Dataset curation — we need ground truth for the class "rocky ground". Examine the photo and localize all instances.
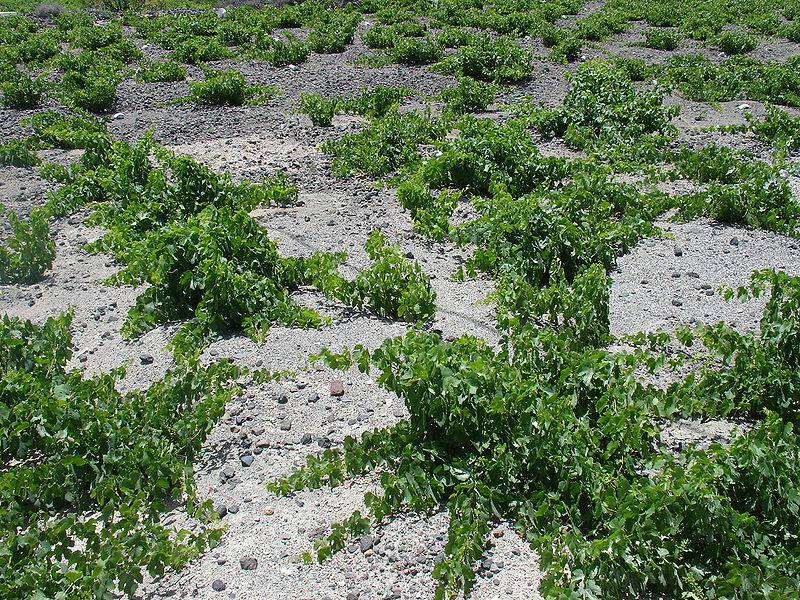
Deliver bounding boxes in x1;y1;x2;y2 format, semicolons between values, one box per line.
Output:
2;6;800;600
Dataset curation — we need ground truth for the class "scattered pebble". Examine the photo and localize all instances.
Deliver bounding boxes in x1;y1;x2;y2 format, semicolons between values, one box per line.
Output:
330;379;345;396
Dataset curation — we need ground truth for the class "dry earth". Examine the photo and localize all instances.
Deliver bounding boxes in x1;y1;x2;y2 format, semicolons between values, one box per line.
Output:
2;7;800;600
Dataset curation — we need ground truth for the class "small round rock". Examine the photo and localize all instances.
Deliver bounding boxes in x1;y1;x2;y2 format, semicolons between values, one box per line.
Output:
240;556;258;570
211;579;226;591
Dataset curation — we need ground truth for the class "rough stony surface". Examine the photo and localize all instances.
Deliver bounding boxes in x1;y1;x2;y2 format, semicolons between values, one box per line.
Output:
2;6;800;600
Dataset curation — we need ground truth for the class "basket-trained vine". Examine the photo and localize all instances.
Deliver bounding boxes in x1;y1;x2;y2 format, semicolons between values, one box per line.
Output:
37;130;435;354
270;268;800;600
0;205;55;284
0;311;240;599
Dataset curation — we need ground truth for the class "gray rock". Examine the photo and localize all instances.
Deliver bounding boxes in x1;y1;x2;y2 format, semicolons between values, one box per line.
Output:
671;299;683;307
301;433;312;444
239;556;258;570
215;504;228;518
276;389;289;404
228;504;239;514
221;466;235;480
359;534;375;552
280;419;292;431
674;246;683;257
139;353;154;365
211;579;226;591
241;454;254;467
730;236;740;246
308;393;320;403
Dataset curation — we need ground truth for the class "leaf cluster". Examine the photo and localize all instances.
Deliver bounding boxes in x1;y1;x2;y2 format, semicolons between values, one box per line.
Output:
299;85;412;126
0;205;54;284
0;311;238;598
272;268;800;600
184;67;278;106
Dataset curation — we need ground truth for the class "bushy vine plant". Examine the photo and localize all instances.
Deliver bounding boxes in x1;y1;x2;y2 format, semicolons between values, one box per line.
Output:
0;312;239;598
269;269;800;600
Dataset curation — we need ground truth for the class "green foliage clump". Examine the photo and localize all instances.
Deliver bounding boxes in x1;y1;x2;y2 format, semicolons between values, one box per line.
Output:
549;36;583;63
169;37;230;64
671;269;800;419
0;311;237;598
396;179;458;240
517;60;678;159
15;30;61;63
270;266;800;600
669;144;758;183
453;173;664;286
27;110;106;149
186;68;278;106
110;206;331;348
363;24;400;49
341;85;412;118
784;21;800;42
612;56;652;81
0;205;54;284
746;104;800;153
434;35;532;83
434;26;476;48
363;21;427;50
322;230;436;324
321;108;446;177
642;27;680;50
574;9;628;41
716;30;758;54
656;54;800;106
418;117;567;197
390;37;443;65
136;59;187;83
299;92;338;126
307;10;360;53
300;86;413;126
58;52;123;113
74;23;124;51
248;34;309;67
439;78;500;116
676;170;799;235
1;72;46;109
0;138;40;167
44;134;331;350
